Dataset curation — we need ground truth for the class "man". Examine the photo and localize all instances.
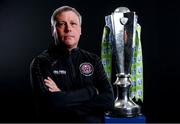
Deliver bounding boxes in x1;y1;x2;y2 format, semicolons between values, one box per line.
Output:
30;6;114;123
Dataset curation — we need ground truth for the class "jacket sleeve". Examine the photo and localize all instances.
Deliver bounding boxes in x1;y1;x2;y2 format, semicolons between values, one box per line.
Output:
30;56;98;110
75;56;115;114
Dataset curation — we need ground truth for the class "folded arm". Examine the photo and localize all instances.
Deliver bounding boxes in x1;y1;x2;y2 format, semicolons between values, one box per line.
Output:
30;57;98;110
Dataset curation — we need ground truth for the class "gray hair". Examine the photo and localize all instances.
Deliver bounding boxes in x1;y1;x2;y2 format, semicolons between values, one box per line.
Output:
51;6;82;26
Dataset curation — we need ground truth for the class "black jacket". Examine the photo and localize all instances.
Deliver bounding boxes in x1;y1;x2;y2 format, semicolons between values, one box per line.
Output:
30;43;114;123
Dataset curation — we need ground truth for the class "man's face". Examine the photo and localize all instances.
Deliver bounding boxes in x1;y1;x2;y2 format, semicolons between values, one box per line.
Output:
55;11;81;50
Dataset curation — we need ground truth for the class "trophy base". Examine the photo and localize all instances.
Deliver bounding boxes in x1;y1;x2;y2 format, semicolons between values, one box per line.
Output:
106;105;141;118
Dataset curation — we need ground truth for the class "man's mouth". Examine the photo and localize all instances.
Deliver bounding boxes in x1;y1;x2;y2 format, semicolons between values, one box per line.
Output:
65;35;74;38
64;35;74;40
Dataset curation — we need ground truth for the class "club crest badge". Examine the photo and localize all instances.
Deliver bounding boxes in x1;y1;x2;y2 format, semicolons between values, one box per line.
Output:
79;62;94;76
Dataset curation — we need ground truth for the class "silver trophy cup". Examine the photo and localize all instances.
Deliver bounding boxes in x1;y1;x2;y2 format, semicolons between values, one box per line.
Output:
106;7;141;117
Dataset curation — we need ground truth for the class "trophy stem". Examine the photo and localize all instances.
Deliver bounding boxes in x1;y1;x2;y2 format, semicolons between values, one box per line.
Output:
107;73;141;117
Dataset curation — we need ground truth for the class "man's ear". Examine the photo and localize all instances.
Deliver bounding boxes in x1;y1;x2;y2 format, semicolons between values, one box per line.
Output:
80;27;82;35
51;24;59;45
51;25;56;37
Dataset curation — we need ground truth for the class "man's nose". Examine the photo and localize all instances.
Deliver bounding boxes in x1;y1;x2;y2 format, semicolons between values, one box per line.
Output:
65;23;72;32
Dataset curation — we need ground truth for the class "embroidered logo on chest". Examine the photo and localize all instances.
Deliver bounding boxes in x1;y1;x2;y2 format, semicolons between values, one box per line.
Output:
79;62;94;76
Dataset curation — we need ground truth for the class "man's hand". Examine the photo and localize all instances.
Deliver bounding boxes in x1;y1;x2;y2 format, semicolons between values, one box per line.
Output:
44;77;61;92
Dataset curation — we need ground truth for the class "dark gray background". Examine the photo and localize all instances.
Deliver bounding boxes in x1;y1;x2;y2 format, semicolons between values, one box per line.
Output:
0;0;179;122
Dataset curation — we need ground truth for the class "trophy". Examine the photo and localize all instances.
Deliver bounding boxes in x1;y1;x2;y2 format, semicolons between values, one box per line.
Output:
105;7;141;117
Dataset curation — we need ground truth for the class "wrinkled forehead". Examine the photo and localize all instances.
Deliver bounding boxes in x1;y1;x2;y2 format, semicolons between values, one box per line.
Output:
56;11;78;18
55;10;80;22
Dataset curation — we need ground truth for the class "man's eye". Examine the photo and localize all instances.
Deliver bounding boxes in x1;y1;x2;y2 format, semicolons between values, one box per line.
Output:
57;22;65;27
71;22;77;25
